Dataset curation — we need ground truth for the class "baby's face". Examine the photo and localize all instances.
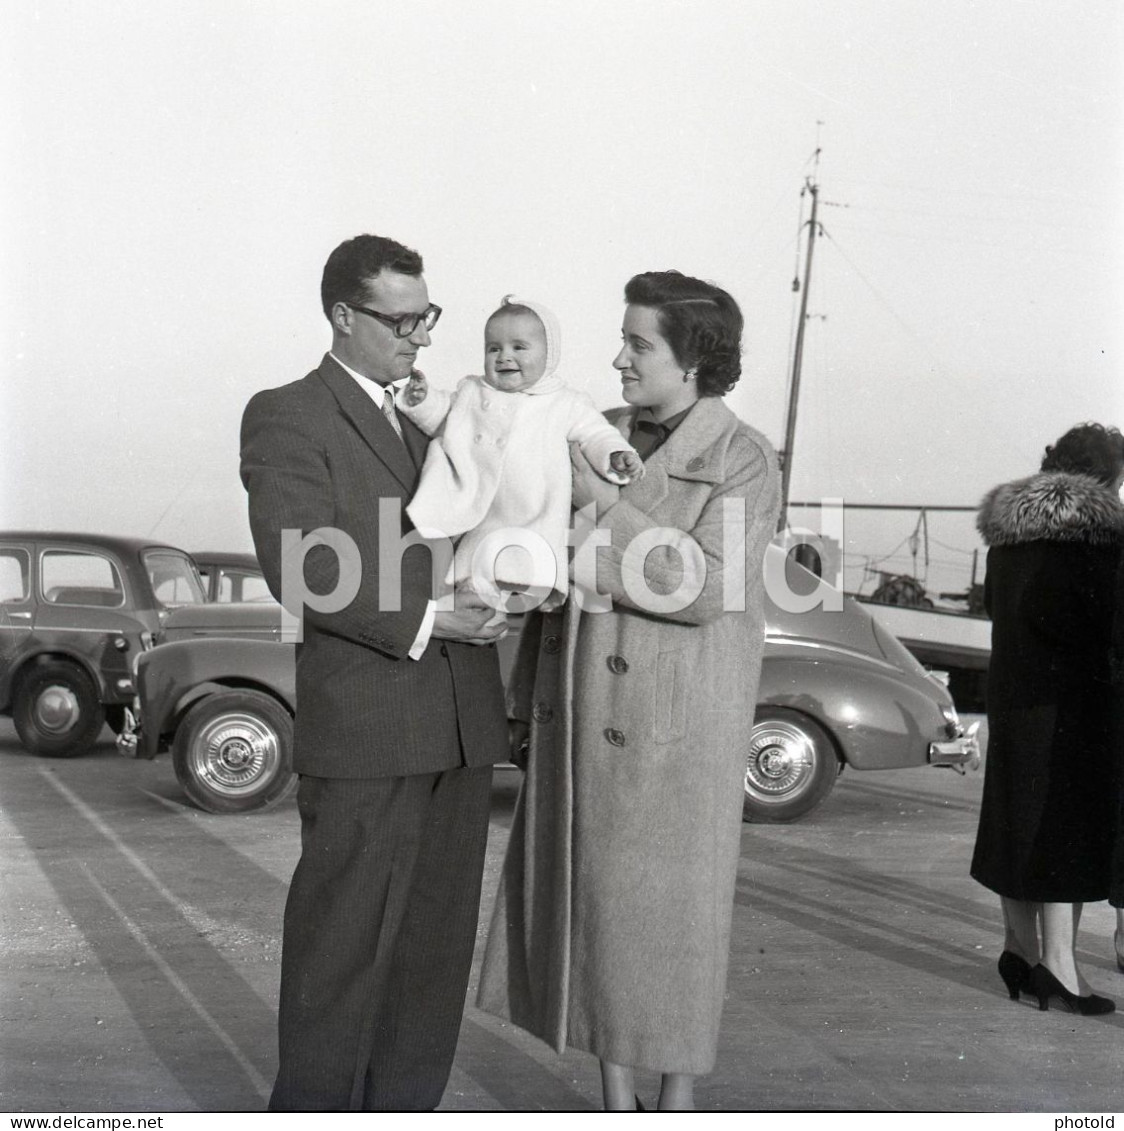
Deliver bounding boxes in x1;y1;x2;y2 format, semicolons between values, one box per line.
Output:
483;311;547;392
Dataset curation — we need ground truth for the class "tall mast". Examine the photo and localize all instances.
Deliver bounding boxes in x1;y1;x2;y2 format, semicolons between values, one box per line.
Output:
778;158;821;531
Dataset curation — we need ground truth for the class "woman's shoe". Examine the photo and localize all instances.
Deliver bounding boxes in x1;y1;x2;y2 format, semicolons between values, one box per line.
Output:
1030;964;1116;1015
997;950;1033;1000
1114;930;1124;974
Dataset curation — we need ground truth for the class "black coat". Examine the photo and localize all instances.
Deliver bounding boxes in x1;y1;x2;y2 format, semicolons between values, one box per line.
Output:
970;471;1124;902
1111;553;1124;907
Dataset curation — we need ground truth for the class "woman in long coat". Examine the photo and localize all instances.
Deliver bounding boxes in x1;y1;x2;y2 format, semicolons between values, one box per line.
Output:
1110;543;1124;963
477;271;780;1110
970;422;1124;1014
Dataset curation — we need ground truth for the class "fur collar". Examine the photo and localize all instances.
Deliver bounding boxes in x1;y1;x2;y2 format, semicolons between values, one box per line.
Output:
977;470;1124;547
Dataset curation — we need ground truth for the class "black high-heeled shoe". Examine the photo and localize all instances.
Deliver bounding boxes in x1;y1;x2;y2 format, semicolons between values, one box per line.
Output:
1030;964;1116;1015
997;950;1033;1000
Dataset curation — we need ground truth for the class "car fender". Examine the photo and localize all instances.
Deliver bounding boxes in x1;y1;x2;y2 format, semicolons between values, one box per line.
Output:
3;638;127;709
757;646;953;772
135;637;295;758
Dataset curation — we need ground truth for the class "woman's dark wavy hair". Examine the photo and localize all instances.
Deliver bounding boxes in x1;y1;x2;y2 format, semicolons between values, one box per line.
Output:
321;234;423;319
623;270;743;396
1040;422;1124;487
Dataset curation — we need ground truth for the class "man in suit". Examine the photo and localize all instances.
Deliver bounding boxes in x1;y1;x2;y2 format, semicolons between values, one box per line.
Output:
240;234;509;1111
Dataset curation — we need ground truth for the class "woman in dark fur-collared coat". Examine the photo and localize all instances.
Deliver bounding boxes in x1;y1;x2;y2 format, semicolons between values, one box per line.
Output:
1110;548;1124;966
970;422;1124;1016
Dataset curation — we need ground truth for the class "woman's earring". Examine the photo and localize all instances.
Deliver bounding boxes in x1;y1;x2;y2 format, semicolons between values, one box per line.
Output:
683;369;697;383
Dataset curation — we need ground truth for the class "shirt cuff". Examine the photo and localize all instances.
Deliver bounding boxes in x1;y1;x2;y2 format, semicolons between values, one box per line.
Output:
408;599;437;660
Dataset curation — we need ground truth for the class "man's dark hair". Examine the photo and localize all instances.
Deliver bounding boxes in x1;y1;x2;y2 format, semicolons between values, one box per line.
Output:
1041;422;1124;487
623;270;743;396
321;235;424;319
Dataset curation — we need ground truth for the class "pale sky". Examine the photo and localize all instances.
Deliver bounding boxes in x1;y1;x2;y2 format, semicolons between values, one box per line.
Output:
2;0;1121;596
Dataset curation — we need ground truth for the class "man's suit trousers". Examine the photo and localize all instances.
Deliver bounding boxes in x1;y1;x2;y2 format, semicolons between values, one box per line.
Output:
268;765;493;1111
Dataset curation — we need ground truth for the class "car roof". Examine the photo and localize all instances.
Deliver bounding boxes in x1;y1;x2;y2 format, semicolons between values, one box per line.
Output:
191;551;261;570
0;531;191;555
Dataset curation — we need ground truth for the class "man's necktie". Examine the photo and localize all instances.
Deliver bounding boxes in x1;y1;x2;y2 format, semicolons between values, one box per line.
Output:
382;386;404;441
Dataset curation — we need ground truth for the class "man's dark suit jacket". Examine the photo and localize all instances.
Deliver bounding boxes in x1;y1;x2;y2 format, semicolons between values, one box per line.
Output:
240;353;508;777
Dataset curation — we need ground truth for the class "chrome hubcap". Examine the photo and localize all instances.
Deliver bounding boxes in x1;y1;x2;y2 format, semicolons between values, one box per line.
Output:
745;721;816;800
34;684;82;735
190;711;280;796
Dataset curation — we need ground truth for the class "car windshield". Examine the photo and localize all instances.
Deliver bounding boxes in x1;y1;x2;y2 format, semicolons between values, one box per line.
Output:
143;550;207;607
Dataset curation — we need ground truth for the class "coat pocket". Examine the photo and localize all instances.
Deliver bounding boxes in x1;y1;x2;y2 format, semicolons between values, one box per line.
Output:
654;648;687;744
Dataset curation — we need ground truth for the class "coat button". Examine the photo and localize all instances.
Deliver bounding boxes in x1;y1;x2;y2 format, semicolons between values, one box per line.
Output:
440;644;449;657
604;728;626;747
532;702;553;723
543;634;562;654
686;456;705;472
606;654;629;674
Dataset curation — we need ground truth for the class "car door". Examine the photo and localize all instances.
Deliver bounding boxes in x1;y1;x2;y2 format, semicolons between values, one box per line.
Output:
0;542;34;708
31;543;145;702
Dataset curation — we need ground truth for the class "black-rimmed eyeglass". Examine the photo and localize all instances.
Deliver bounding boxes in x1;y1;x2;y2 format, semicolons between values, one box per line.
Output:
345;302;442;338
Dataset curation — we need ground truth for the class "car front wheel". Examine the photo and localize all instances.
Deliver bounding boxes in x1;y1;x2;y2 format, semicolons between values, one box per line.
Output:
13;659;106;757
742;708;840;823
172;690;297;814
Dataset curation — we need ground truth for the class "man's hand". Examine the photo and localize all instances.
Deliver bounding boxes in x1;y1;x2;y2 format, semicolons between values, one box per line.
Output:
402;368;428;407
431;585;508;645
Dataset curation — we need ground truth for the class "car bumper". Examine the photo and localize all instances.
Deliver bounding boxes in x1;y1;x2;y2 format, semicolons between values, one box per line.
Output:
928;720;981;773
115;703;152;760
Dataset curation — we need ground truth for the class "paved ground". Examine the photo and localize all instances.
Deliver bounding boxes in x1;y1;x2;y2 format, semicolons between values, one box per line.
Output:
1;715;1122;1114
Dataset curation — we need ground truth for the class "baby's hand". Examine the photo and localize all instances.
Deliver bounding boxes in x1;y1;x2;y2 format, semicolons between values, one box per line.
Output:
402;368;428;406
609;449;645;482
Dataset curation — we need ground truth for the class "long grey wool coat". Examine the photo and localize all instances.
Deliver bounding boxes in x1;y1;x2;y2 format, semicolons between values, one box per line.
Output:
477;396;780;1075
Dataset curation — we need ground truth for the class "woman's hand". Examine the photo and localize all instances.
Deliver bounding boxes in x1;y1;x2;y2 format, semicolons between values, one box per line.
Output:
570;442;620;516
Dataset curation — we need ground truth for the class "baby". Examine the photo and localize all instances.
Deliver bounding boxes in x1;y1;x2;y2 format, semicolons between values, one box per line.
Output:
399;294;643;612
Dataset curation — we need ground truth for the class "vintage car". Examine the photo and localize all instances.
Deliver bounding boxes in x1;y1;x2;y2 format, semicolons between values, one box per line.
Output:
0;532;290;759
0;531;209;757
117;545;979;820
192;552;272;603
